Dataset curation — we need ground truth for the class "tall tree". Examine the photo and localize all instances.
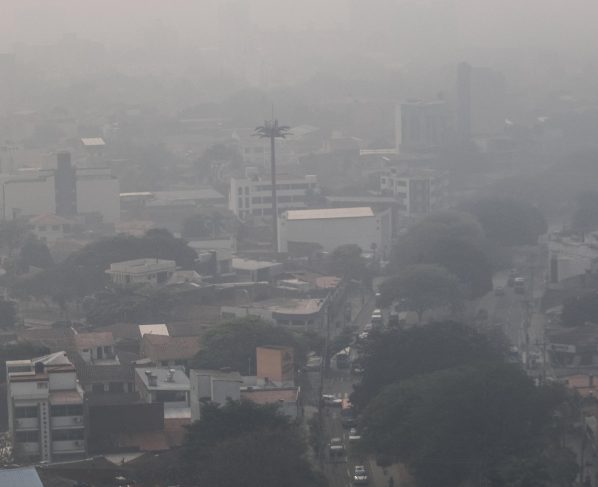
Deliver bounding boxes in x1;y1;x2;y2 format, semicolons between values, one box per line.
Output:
255;120;290;252
327;244;369;282
379;264;463;323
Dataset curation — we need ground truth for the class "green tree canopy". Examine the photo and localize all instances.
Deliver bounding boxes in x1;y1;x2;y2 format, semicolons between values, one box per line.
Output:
327;244;369;282
462;197;547;246
18;237;54;271
572;190;598;235
192;317;308;375
391;211;493;297
361;364;570;487
351;322;502;409
0;299;17;329
379;264;463;322
181;207;237;240
561;291;598;327
180;400;325;487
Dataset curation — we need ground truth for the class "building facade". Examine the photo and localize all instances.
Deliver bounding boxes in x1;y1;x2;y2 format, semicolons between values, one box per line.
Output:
229;174;318;220
106;258;177;286
6;352;86;462
396;100;448;155
380;168;448;217
277;207;392;258
189;369;243;422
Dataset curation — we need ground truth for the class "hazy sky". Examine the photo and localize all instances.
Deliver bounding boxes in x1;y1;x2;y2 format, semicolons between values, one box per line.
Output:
1;0;597;53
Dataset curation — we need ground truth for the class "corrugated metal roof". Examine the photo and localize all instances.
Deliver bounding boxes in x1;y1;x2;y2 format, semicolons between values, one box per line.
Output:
81;137;105;146
0;467;44;487
286;207;374;221
139;324;169;337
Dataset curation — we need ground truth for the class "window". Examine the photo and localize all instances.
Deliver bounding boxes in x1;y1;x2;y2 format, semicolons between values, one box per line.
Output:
278;196;292;203
262;196;272;204
156;390;187;403
37;382;48;389
50;405;83;416
52;225;60;231
252;197;261;204
398;181;407;187
52;429;84;441
237;187;243;195
238;198;243;209
15;406;38;418
16;430;38;442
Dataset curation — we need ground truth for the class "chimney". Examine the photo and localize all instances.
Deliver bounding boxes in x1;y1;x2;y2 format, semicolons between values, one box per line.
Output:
145;370;157;387
167;368;176;382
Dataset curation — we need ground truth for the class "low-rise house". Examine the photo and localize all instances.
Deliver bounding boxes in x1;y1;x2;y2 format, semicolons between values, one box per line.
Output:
106;258;177;286
232;257;284;282
189;369;243;421
135;368;190;417
29;213;74;243
140;334;202;369
6;352;86;462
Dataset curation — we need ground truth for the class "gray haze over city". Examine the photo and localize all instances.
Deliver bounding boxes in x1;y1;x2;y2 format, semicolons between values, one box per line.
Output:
3;1;598;487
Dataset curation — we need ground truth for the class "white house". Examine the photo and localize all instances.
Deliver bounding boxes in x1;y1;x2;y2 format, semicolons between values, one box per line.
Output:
106;258;177;286
189;369;243;421
6;352;86;462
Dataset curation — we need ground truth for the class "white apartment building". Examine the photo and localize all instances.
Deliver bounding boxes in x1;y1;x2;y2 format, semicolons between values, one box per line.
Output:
229;174;318;220
106;258;177;286
6;352;86;462
190;369;243;422
380;167;448;217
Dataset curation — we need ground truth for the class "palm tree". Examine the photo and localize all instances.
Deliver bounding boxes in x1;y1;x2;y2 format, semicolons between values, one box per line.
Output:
254;120;291;252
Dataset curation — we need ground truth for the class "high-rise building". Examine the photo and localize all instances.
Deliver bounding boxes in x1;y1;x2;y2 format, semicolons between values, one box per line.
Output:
396;100;449;155
456;62;507;139
6;352;86;462
55;151;77;218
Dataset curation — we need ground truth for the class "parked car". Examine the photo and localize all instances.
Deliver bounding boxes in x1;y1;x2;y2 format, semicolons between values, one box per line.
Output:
353;465;368;484
322;394;343;407
349;428;361;442
371;309;383;325
329;437;345;456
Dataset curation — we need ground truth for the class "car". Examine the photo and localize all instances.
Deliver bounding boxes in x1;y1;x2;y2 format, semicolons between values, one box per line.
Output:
358;331;369;341
371;309;383;325
322;394;343;407
329;437;345;456
494;286;505;296
353;465;368;484
349;428;361;442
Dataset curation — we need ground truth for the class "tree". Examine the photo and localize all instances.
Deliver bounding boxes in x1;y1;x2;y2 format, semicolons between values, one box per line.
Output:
351;321;502;410
180;400;325;487
0;220;30;256
572;191;598;236
181;207;236;240
18;237;54;271
392;211;494;297
361;363;569;487
255;120;291;252
192;317;307;375
462;197;547;246
0;299;17;329
379;264;463;323
328;244;369;282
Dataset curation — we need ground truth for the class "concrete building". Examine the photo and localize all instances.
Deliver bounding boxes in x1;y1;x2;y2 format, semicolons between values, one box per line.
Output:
277;207;392;258
229;173;318;220
106;258;177;286
29;213;74;243
0;152;120;223
380;167;448;217
241;387;301;419
135;368;190;413
396;100;448;155
6;352;86;462
189;369;243;421
141;334;202;369
256;346;294;387
221;297;328;333
232;257;284;282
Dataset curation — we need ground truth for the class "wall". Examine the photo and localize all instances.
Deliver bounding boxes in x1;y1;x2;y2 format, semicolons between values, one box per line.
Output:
48;371;77;391
2;175;56;219
211;378;241;405
278;215;384;253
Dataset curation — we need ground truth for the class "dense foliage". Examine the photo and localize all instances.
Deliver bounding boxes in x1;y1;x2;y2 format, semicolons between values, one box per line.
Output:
327;244;370;283
180;400;326;487
378;264;463;322
462;197;547;246
561;291;598;327
392;211;493;297
192;317;309;375
18;237;54;271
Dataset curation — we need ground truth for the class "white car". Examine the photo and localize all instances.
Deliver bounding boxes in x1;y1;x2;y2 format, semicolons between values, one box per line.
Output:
353;465;368;484
349;428;361;442
329;437;345;456
322;394;343;407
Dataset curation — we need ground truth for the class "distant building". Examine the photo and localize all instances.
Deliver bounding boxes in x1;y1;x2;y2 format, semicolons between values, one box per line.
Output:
189;369;243;421
0;151;120;222
141;334;202;369
396;100;448;155
241;387;301;419
277;207;392;257
106;258;177;286
29;213;74;243
380;167;448;217
6;352;86;462
229;173;318;220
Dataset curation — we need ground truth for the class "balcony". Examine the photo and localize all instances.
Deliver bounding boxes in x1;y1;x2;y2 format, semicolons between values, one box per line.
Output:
14;418;39;430
51;416;84;428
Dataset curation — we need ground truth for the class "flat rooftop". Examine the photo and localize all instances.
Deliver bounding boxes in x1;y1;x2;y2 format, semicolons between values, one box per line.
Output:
286;207;374;221
136;367;190;391
107;258;176;274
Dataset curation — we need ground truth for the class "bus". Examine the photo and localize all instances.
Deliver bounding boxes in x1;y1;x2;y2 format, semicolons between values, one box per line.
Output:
341;396;357;427
514;277;526;295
